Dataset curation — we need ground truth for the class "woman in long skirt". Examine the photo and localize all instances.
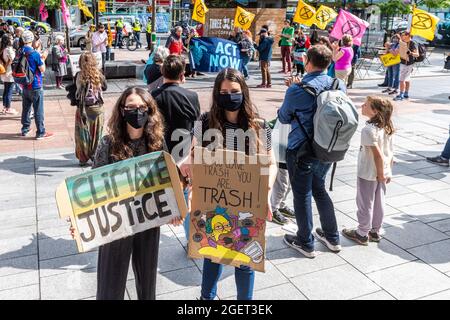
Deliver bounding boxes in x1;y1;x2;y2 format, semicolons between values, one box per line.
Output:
74;52;107;166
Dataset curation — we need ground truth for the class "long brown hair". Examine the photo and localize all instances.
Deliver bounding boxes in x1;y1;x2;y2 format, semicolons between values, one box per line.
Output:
208;68;265;153
79;52;104;90
107;87;164;161
366;96;395;136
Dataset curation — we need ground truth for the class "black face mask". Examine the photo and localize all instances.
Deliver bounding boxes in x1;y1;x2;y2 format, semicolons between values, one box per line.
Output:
217;93;243;112
123;109;149;129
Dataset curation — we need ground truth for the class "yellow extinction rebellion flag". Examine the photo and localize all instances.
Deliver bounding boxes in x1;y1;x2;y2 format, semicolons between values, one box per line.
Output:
293;0;316;27
313;5;337;30
410;7;439;41
192;0;208;24
78;0;93;19
234;6;255;30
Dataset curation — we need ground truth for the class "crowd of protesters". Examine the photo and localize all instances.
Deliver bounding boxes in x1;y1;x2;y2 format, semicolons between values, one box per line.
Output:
1;16;448;302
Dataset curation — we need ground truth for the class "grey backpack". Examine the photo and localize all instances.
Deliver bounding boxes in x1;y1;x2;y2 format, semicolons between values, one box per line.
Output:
295;79;359;189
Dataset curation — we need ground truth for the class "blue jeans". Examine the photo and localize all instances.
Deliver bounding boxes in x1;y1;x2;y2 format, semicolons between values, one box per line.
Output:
286;149;339;250
3;82;13;108
442;136;450;159
134;31;142;47
183;188;190;237
21;88;45;136
241;54;250;78
201;258;254;300
115;30;123;48
387;64;400;89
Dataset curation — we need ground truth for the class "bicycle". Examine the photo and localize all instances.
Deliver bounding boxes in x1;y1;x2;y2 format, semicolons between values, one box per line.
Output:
126;31;137;51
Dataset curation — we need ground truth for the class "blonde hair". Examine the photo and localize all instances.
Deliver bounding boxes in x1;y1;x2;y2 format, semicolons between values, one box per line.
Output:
366;96;395;136
78;52;104;89
342;34;353;47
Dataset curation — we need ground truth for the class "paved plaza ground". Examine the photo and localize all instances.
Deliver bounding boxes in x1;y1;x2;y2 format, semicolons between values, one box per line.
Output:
0;57;450;300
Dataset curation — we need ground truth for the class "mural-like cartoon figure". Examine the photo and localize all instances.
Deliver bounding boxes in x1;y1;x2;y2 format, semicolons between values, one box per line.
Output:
192;206;265;264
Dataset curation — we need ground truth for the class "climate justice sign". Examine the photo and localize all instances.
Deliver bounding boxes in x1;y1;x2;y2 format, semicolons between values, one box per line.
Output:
56;151;187;252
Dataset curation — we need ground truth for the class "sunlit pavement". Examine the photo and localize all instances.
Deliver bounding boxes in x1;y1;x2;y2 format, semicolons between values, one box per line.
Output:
0;59;450;300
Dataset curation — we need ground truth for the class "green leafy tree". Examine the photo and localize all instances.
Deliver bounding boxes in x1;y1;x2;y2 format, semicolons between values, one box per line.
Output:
0;0;76;10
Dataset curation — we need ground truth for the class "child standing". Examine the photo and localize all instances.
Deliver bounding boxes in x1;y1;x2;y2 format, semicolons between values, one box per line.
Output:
343;96;394;245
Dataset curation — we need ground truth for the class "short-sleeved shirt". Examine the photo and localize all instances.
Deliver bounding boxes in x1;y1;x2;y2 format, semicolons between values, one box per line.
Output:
401;41;417;66
1;46;15;83
22;46;43;90
194;112;272;154
92;31;107;53
280;27;294;46
357;123;394;181
334;46;354;71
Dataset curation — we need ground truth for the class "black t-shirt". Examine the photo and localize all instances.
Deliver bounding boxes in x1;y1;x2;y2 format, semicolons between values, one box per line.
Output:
194;112;272;155
401;41;417;66
151;83;201;155
144;63;162;85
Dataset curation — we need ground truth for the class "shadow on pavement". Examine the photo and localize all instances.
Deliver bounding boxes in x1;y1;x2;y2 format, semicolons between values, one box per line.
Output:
0;154;79;176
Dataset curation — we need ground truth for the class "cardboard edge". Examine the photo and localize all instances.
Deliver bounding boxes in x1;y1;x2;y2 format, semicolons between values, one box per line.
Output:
188;147;269;272
55;181;84;253
163;152;188;219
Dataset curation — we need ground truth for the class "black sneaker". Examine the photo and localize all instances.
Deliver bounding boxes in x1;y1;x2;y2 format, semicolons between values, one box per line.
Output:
381;88;391;93
283;234;317;258
272;210;288;225
426;156;449;167
342;228;369;246
389;89;399;95
279;206;296;218
377;82;388;87
369;231;382;243
313;228;342;252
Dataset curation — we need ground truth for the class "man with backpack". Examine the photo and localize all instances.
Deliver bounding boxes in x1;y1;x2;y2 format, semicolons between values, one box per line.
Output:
278;45;357;258
393;31;419;101
16;30;53;140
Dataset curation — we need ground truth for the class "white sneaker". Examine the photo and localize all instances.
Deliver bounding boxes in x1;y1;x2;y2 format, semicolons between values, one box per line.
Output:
314;228;342;253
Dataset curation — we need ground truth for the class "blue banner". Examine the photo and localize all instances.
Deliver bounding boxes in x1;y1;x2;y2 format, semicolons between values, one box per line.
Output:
189;37;242;73
156;13;170;33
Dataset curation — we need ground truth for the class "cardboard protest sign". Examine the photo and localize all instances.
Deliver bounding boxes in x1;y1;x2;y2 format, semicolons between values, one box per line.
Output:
56;151;187;252
399;41;409;61
380;53;401;67
188;147;270;272
69;52;102;74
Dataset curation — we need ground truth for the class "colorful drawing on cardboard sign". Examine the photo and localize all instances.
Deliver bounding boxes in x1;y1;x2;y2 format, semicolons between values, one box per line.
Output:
191;206;265;265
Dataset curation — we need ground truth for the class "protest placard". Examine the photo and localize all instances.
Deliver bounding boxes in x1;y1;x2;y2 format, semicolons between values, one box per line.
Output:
69;51;102;74
399;41;409;61
380;53;401;67
188;147;270;272
56;151;187;252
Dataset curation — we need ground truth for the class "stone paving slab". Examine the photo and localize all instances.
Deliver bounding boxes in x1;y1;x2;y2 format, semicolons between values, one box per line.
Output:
1;74;450;300
367;261;450;300
383;221;449;249
290;264;380;300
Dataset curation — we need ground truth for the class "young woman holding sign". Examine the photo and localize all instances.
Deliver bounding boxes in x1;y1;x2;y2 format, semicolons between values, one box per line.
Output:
71;86;180;300
180;68;276;300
